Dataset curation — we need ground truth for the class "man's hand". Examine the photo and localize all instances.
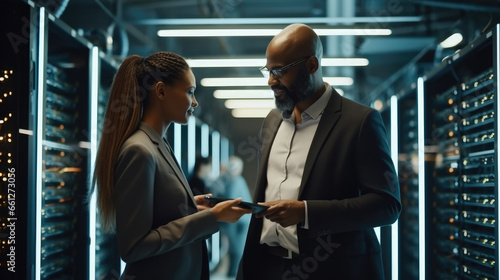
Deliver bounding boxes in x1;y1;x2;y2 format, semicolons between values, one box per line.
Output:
256;200;305;228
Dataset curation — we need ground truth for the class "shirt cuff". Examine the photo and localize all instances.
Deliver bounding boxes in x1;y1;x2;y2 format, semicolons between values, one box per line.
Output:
303;200;309;229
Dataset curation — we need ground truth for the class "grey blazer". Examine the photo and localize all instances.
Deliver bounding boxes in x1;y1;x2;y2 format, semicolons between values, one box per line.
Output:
114;122;218;280
239;89;402;280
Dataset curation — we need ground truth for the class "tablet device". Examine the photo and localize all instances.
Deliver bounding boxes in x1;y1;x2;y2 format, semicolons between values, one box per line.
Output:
204;196;269;214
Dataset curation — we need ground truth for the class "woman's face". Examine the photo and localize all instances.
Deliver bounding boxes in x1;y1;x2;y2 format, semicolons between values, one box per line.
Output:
163;68;198;125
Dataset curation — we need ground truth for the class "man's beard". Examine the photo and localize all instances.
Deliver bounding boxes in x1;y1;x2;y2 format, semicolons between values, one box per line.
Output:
272;66;314;117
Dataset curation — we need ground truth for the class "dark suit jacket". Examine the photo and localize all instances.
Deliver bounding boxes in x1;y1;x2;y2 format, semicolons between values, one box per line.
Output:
114;122;219;280
239;89;401;280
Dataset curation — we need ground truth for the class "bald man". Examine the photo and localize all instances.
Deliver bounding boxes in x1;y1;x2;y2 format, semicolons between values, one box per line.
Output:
237;24;401;280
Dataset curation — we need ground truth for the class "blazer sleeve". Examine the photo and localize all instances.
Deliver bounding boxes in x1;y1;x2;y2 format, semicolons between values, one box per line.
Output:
307;109;402;234
114;143;219;263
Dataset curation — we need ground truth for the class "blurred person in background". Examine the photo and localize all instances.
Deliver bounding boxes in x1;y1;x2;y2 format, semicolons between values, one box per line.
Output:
213;156;252;278
189;155;213;195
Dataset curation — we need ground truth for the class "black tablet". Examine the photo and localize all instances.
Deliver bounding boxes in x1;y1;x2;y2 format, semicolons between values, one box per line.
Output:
204;196;269;214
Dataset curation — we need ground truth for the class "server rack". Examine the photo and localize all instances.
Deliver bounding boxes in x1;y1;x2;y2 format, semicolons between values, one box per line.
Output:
2;2;238;279
377;86;422;280
379;105;394;280
424;26;499;279
0;1;122;279
0;1;33;278
37;8;89;280
367;56;432;279
398;89;420;280
91;52;120;280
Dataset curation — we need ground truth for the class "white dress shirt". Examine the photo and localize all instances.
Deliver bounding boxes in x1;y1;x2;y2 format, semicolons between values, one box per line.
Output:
260;84;332;254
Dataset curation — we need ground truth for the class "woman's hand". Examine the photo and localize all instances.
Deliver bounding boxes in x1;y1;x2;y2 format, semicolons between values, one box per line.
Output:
211;198;253;223
194;194;212;211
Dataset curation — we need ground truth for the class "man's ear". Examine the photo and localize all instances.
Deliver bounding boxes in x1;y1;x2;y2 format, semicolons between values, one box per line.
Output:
307;56;319;74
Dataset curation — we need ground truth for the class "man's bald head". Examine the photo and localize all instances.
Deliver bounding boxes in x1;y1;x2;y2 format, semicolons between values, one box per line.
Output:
267;24;323;64
263;24;327;116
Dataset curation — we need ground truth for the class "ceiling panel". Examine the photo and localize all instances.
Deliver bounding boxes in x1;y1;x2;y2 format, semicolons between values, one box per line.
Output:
57;0;497;142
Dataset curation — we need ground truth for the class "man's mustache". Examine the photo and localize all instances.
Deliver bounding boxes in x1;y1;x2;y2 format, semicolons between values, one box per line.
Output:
271;85;287;92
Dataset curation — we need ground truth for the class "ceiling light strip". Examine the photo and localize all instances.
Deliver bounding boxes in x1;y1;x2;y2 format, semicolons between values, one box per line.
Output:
201;77;353;87
158;28;391;37
224;99;275;109
214;89;273;99
231;108;272;118
137;16;423;25
215;88;344;99
187;58;369;67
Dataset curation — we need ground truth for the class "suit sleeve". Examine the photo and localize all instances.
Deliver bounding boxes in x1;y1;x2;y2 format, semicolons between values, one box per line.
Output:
307;109;401;234
114;143;219;263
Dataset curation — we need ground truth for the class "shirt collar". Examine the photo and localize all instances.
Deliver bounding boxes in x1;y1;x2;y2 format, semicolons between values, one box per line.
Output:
282;82;332;122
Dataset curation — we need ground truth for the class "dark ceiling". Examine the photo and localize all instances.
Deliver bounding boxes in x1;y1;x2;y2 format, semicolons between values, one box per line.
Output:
53;0;499;147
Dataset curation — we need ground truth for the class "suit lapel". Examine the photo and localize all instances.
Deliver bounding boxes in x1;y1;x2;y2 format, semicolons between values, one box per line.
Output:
254;109;282;202
160;138;197;206
138;123;197;207
298;88;343;197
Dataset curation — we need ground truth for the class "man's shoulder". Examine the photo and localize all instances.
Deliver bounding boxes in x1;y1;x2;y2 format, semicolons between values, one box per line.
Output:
337;95;373;114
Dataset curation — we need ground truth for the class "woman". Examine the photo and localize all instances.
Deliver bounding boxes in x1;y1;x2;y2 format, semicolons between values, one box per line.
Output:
92;51;251;279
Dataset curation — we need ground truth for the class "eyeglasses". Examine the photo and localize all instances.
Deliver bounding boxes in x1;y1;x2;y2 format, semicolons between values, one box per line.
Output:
259;57;310;79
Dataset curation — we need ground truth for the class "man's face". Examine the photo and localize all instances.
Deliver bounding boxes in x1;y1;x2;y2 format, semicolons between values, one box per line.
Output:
271;65;314;115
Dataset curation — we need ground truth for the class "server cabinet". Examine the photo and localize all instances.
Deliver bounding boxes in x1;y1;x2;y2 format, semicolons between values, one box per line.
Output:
0;1;33;278
424;25;499;279
379;88;421;280
91;52;120;280
1;2;121;279
369;61;431;280
41;16;92;280
398;89;420;280
379;105;394;280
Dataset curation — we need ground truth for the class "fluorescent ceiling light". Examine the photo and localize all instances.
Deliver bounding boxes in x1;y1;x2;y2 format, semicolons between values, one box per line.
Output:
187;58;368;67
316;29;391;36
138;16;423;26
158;28;391;37
324;77;354;86
232;108;272;118
202;78;265;87
188;59;266;68
215;88;344;99
439;33;463;48
214;89;273;99
225;99;275;109
323;58;368;66
201;77;353;87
